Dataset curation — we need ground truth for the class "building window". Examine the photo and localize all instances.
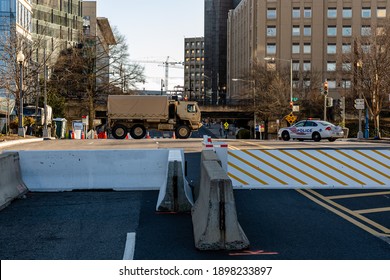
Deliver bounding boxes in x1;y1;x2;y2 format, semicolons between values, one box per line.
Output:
303;25;311;36
377;8;386;18
267;26;276;37
304;8;312;18
327;62;336;72
327;26;337;36
328;8;337;18
343;8;352;18
342;26;352;36
267;8;276;19
292;61;300;71
292;7;300;18
327;44;337;54
342;43;351;53
342;62;351;71
362;8;371;18
361;26;371;36
303;61;311;71
303;79;311;88
292;43;300;54
341;80;352;88
376;26;384;36
362;44;371;53
292;25;300;36
267;43;276;55
303;43;311;54
328;80;336;89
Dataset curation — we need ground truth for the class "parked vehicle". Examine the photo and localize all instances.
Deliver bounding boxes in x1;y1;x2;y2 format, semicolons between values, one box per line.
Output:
278;120;344;142
107;95;202;139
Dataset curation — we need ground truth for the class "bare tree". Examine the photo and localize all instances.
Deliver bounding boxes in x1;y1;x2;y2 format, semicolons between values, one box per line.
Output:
50;27;145;128
0;21;58;134
346;21;390;138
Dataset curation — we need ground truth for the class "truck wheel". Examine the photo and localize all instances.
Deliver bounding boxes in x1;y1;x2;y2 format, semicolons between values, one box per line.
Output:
175;125;191;139
130;124;147;139
112;124;128;139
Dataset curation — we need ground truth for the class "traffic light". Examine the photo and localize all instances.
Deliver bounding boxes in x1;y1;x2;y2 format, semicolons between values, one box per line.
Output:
323;80;328;95
289;101;293;108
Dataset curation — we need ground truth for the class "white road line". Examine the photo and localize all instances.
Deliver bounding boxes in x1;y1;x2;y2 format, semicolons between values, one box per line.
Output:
123;232;136;260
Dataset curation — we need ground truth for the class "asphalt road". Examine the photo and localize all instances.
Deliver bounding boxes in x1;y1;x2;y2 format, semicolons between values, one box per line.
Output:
0;137;389;260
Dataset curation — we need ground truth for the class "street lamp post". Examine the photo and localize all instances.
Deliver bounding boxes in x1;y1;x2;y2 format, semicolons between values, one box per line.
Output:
356;60;363;139
43;48;51;138
232;78;256;139
264;57;293;110
17;51;25;138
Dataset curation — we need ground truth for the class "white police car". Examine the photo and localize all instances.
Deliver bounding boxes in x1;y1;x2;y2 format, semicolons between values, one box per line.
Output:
278;120;344;142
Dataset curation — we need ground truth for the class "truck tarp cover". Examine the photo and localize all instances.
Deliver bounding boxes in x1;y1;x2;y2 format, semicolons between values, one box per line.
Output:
108;95;169;119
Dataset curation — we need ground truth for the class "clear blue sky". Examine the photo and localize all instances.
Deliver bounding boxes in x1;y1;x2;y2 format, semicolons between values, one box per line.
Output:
96;0;204;91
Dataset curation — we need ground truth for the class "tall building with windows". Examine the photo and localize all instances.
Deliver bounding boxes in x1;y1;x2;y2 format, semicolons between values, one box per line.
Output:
227;0;390;102
204;0;242;105
184;37;205;103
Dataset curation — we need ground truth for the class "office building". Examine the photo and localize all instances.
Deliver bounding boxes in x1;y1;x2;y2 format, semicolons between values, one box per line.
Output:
184;37;205;103
227;0;390;102
204;0;242;105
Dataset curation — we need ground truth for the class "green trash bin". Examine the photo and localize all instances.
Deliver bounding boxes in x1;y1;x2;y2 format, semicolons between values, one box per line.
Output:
53;118;67;139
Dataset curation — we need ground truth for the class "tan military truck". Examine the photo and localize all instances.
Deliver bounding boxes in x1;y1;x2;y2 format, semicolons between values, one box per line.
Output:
107;95;202;139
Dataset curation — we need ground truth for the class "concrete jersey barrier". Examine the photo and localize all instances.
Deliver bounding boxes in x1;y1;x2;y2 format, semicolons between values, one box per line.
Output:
192;150;249;250
0;152;28;210
16;150;170;191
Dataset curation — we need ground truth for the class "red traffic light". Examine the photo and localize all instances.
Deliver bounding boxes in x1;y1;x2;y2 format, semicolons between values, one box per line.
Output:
289;101;293;108
323;80;328;94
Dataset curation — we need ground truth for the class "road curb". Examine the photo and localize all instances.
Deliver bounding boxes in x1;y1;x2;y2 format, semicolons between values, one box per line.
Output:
0;138;43;149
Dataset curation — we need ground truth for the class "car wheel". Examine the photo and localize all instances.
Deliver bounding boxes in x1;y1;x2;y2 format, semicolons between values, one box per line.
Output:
312;132;321;142
328;138;336;142
112;124;127;139
281;130;290;141
130;124;147;139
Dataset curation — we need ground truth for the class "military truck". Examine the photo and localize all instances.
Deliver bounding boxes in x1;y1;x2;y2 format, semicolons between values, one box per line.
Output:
107;95;202;139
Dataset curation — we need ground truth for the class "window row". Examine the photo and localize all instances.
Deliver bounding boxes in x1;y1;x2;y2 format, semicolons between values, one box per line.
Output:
267;7;387;19
290;79;352;90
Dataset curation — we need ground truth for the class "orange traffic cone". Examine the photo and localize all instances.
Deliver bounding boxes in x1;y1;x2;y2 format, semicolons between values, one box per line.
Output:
172;132;176;139
71;131;75;139
94;131;98;139
103;131;107;139
126;133;130;140
146;131;151;139
81;131;85;139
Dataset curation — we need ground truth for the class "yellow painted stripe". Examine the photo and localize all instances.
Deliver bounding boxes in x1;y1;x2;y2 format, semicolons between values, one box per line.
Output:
372;150;390;160
228;172;248;185
317;150;384;185
242;150;308;185
260;150;327;185
279;150;348;186
229;151;288;185
228;161;269;185
337;150;390;180
326;191;390;200
354;150;390;170
296;189;386;236
355;207;390;214
300;150;366;185
306;189;390;234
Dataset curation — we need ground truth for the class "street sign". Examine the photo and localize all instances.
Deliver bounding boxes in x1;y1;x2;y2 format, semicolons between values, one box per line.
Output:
292;105;300;112
354;99;365;109
285;113;297;124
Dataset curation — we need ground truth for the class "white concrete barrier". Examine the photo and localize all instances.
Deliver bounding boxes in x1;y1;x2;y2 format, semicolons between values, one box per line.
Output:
228;149;390;189
156;149;193;212
192;150;249;250
0;152;28;210
17;150;170;191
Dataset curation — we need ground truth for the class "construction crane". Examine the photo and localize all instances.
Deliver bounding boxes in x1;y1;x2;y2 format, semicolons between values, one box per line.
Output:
130;56;184;92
